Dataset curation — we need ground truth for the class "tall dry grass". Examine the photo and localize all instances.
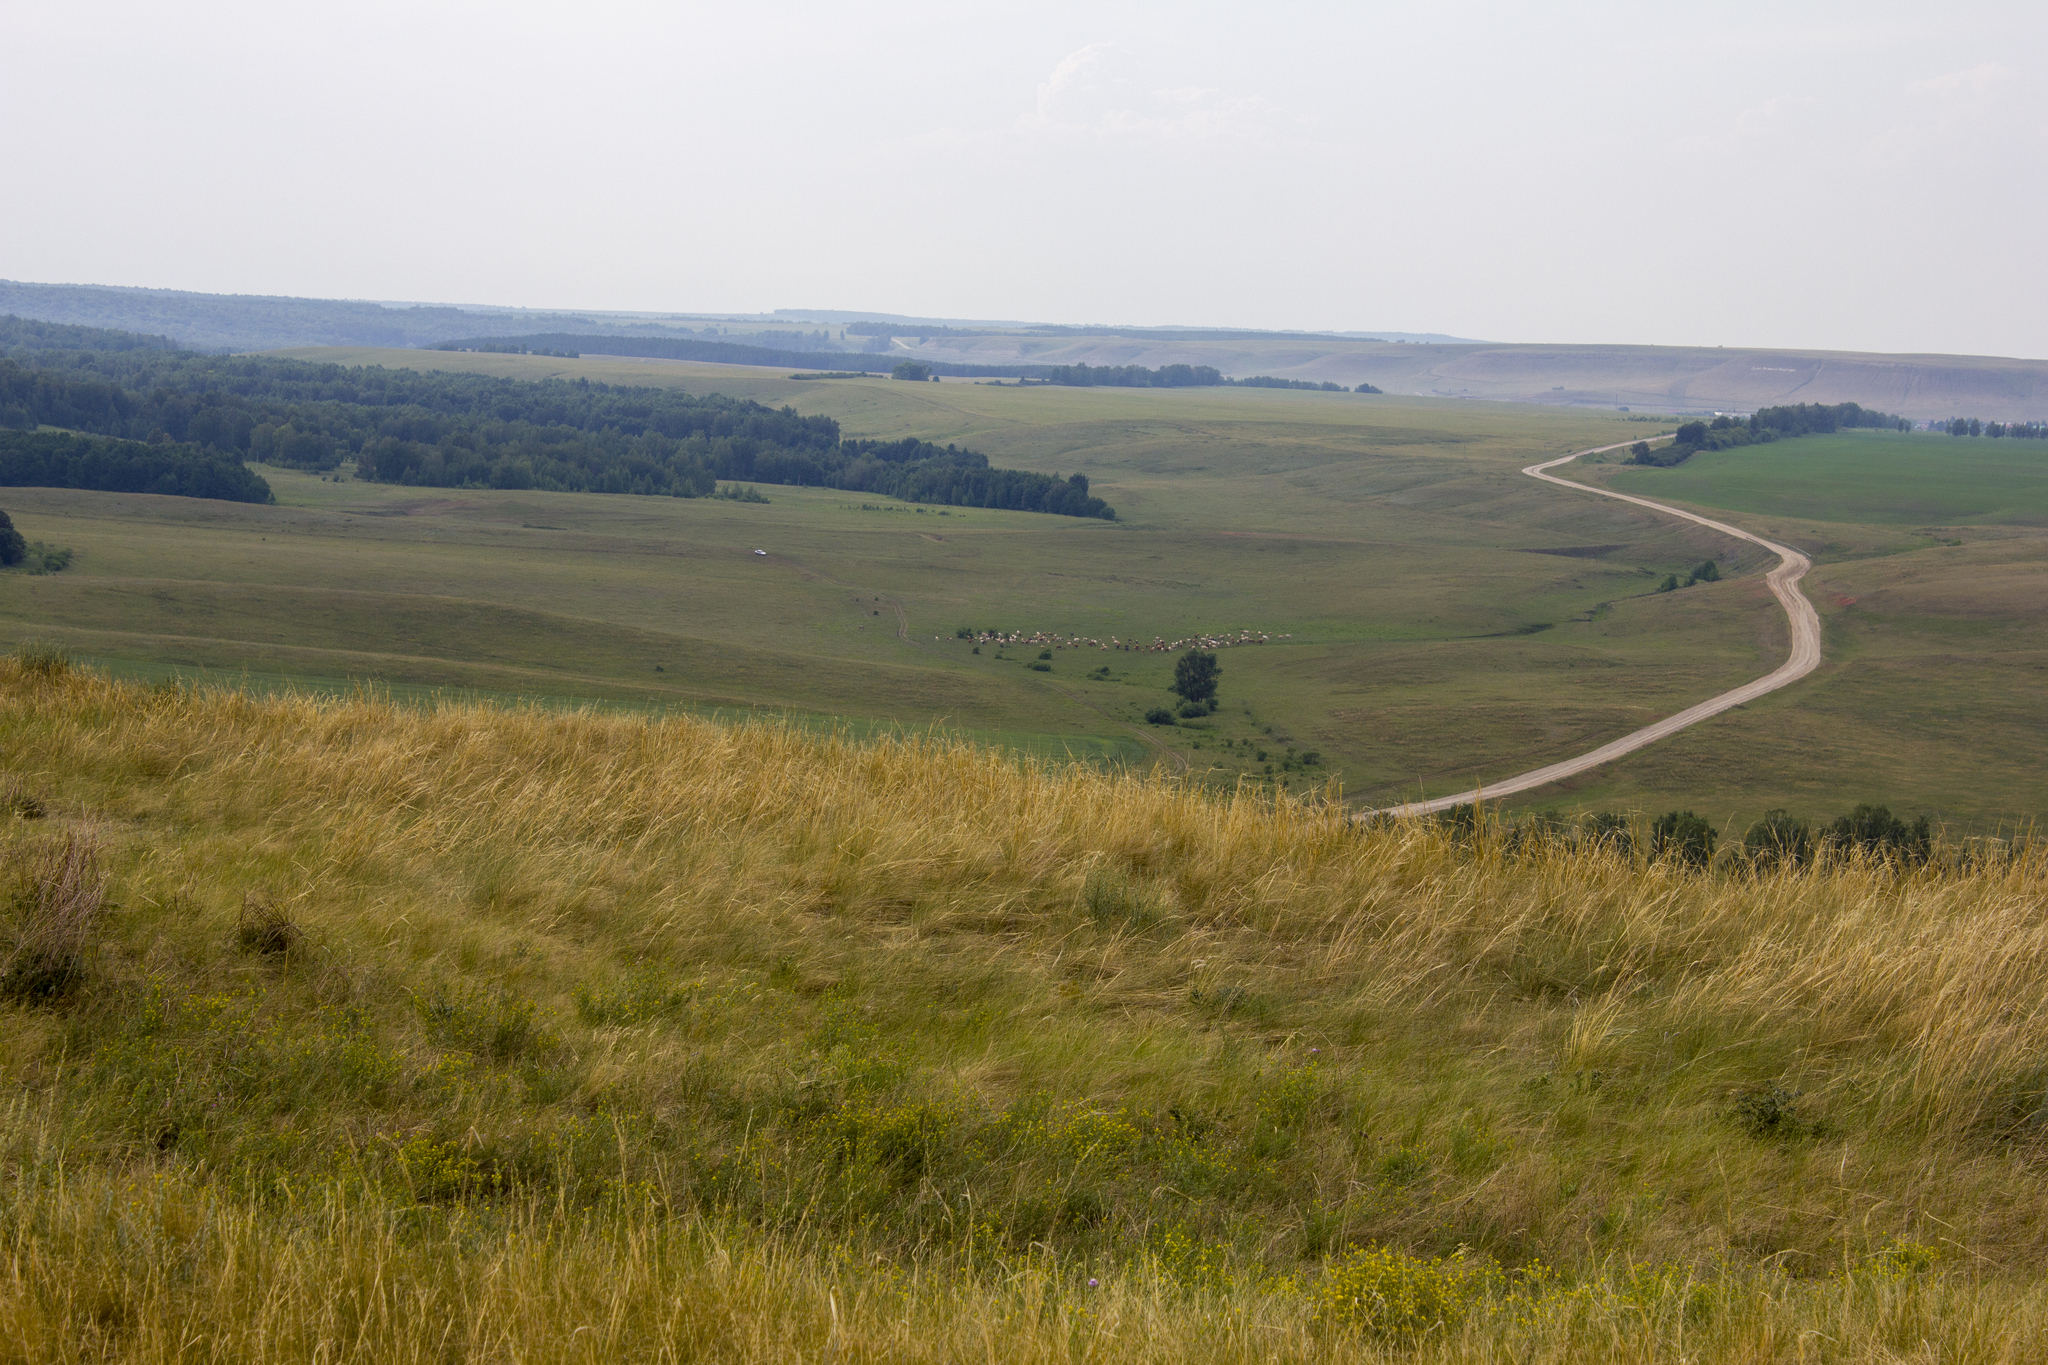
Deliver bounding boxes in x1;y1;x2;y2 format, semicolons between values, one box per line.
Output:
5;657;2048;1359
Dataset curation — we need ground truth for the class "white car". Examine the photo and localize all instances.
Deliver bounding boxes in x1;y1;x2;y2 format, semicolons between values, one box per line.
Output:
753;549;767;556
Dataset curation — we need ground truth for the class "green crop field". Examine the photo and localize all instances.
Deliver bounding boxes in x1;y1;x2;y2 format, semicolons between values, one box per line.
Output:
1609;429;2048;526
5;351;2045;829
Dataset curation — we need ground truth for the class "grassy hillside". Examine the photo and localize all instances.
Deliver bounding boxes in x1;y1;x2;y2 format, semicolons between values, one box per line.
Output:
4;658;2048;1360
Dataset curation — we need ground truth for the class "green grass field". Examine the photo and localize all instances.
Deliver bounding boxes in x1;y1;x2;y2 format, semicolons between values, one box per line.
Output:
1610;429;2048;526
5;353;2045;828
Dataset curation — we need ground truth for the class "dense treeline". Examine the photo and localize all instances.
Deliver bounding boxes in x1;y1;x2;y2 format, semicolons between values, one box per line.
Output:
835;443;1109;516
0;430;273;503
1036;362;1225;388
1631;401;1908;466
1227;375;1380;393
1942;417;2048;438
0;329;1113;517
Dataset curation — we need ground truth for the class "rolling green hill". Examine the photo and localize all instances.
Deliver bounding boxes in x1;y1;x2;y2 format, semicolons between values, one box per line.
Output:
2;347;2043;828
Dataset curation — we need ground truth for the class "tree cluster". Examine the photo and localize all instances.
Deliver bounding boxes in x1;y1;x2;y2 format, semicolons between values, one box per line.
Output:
1226;375;1356;392
0;430;272;503
1944;418;2048;438
1631;402;1909;467
1742;804;1932;869
1655;559;1719;593
0;329;1114;517
1038;362;1227;388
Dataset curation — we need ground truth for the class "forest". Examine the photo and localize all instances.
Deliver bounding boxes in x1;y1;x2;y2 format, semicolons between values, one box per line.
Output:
0;317;1112;517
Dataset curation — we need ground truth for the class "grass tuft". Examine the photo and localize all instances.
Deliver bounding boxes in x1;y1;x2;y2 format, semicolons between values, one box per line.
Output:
1;831;105;1004
235;891;303;956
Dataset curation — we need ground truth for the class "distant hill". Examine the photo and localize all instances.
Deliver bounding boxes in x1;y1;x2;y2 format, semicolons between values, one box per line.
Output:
880;335;2048;422
3;281;2039;420
0;281;735;355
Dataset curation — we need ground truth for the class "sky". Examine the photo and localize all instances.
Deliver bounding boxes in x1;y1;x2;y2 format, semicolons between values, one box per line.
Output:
4;1;2045;356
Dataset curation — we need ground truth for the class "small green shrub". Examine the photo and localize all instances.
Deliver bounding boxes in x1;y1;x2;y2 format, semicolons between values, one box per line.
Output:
574;967;693;1026
1376;1147;1430;1186
1581;811;1633;854
1144;707;1176;726
1082;865;1161;928
1733;1084;1806;1138
1176;701;1206;718
1037;649;1052;660
21;542;73;574
1029;661;1051;672
1650;810;1716;868
390;1135;503;1202
1744;809;1811;869
1;775;46;820
415;984;553;1061
1317;1244;1493;1335
11;641;68;678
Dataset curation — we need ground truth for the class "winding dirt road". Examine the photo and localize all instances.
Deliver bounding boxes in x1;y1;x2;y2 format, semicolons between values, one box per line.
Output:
1378;437;1822;816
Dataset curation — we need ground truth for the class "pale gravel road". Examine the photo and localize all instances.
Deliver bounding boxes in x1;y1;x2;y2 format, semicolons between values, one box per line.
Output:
1375;436;1822;817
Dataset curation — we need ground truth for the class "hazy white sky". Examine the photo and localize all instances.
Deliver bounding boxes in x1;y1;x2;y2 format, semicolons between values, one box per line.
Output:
5;1;2044;355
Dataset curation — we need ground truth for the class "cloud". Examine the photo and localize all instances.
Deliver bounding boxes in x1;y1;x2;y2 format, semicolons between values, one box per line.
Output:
1733;94;1820;137
1032;43;1110;128
1670;93;1822;159
1864;62;2018;167
1911;61;2012;107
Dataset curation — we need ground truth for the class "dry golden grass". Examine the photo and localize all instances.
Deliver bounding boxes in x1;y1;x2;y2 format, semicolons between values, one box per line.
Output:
3;655;2048;1360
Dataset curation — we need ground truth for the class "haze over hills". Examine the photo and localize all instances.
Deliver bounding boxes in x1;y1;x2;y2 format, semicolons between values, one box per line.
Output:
3;278;2043;421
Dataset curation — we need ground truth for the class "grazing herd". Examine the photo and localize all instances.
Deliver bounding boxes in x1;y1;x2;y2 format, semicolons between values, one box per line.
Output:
957;628;1289;652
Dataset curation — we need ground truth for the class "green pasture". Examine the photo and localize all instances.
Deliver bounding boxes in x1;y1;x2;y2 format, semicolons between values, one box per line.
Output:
1609;429;2048;527
5;350;2045;825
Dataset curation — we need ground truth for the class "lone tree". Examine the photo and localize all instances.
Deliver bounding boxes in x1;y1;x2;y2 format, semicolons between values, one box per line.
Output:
0;511;24;567
1171;647;1220;709
891;361;932;382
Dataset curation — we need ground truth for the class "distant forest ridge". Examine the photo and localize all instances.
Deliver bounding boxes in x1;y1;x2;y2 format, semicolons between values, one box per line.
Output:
0;316;1114;518
0;314;178;356
434;333;1027;377
0;282;733;355
841;321;1396;344
434;334;1379;392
